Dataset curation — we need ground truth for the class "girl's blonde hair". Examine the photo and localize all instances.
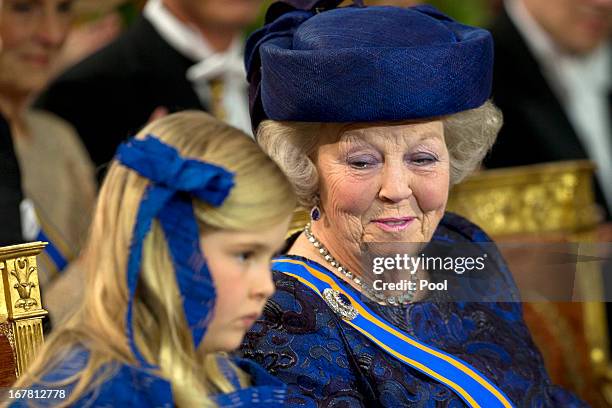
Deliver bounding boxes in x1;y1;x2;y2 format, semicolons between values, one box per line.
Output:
13;111;296;407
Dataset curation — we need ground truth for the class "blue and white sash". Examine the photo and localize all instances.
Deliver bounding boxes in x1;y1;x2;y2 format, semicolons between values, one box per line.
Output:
273;257;515;408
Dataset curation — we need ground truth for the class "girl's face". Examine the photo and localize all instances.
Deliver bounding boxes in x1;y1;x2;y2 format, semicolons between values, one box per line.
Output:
199;216;290;352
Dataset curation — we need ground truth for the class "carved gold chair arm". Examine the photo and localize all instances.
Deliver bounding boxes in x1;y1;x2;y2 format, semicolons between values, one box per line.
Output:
0;241;48;380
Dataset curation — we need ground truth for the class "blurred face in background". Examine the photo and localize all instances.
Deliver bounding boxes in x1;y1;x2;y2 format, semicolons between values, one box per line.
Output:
167;0;263;31
0;0;74;96
523;0;612;54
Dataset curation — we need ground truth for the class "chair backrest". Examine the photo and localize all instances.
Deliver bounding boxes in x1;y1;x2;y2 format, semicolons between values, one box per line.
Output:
447;160;600;237
447;160;609;407
0;242;48;386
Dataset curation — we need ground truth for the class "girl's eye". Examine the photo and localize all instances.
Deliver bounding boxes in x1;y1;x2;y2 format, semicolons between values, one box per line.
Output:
236;251;254;263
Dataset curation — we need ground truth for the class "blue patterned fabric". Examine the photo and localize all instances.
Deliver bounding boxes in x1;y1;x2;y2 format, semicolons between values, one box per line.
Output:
246;2;494;129
240;213;587;407
8;348;316;407
115;135;234;366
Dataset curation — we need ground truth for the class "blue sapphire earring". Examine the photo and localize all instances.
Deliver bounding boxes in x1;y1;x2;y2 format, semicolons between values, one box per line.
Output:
310;205;321;221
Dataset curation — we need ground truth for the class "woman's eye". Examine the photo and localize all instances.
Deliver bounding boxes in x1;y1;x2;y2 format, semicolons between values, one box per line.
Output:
409;154;438;166
10;1;35;12
57;0;74;13
348;156;378;169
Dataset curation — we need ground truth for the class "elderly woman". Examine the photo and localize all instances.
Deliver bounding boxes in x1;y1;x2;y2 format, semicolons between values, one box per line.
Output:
239;1;585;407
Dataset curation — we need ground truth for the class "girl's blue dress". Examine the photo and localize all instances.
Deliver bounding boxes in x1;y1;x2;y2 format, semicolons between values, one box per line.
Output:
240;213;587;407
9;347;315;407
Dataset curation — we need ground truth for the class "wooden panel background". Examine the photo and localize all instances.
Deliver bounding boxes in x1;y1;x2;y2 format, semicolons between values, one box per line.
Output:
0;327;17;387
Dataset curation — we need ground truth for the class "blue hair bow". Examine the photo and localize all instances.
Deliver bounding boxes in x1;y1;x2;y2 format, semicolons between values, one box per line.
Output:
116;136;235;367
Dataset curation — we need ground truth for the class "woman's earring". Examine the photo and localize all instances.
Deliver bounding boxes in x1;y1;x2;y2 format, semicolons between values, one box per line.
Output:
310;205;321;221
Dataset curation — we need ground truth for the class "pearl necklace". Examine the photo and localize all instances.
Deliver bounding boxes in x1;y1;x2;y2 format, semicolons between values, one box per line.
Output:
304;223;415;306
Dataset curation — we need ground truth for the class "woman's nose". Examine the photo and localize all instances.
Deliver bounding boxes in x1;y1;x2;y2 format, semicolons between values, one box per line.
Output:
378;161;413;203
36;13;66;48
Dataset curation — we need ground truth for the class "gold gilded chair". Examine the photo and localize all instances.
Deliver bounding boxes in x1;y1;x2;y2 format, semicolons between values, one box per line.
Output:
0;242;48;387
447;160;610;407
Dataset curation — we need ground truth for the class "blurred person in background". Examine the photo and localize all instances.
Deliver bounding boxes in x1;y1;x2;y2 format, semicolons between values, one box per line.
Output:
37;0;263;176
0;0;97;322
51;5;124;77
0;109;23;247
0;0;25;246
485;0;612;220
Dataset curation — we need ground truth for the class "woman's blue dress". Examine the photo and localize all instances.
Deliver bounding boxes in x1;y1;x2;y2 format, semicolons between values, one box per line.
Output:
240;213;587;407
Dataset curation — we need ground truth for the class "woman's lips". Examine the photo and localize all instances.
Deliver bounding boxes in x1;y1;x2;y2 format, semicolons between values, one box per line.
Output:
22;54;51;67
372;217;415;232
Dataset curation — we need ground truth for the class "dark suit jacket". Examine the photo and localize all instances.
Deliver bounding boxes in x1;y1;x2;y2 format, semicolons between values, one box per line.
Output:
485;8;610;219
36;16;207;175
0;113;23;245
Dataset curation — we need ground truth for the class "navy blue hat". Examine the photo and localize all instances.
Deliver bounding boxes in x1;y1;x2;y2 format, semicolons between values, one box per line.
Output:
246;1;494;130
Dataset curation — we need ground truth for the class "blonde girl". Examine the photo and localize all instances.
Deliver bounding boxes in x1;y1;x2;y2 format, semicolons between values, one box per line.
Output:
8;111;313;407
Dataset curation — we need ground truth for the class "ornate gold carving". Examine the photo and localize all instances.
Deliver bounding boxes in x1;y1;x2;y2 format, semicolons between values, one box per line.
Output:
10;258;38;312
0;242;48;377
2;243;46;320
287;207;311;238
447;161;599;236
12;319;45;377
0;261;7;324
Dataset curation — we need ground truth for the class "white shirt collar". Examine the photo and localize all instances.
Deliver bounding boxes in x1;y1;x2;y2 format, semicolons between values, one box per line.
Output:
144;0;238;62
143;0;251;136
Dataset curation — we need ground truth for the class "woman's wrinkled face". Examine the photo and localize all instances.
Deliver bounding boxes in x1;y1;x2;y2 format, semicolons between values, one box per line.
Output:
0;0;73;95
316;121;449;246
198;217;290;353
